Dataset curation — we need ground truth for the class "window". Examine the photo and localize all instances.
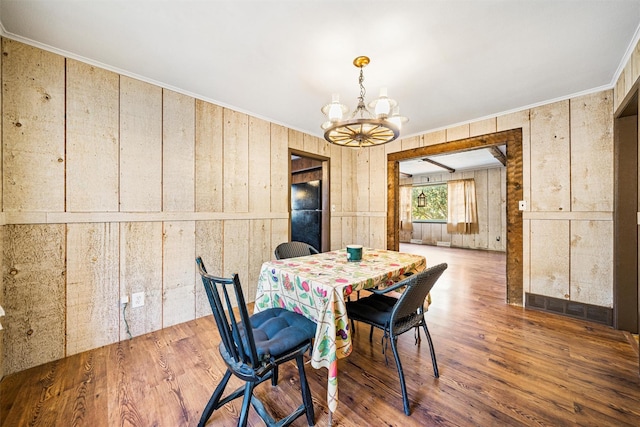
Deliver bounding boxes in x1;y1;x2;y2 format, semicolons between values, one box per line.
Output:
412;184;447;222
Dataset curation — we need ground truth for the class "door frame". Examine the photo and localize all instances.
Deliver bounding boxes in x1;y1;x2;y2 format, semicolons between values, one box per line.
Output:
289;149;330;252
386;128;523;305
613;88;639;333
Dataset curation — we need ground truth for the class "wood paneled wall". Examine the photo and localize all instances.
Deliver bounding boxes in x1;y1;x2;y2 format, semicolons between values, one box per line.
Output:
615;36;640;113
0;41;4;379
528;94;614;307
400;167;507;251
369;93;614;310
0;34;621;378
0;38;359;376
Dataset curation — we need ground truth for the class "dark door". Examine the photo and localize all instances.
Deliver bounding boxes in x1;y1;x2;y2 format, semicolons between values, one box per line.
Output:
291;180;322;252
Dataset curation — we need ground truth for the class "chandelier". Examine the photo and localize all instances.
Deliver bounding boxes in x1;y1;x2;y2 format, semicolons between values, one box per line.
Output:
321;56;408;148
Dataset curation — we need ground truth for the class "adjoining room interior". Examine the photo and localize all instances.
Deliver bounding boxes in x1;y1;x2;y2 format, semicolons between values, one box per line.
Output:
290;152;330;253
395;142;508;289
396;144;508;258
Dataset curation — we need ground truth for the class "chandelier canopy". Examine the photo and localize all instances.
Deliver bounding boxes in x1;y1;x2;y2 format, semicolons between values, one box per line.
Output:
321;56;408;148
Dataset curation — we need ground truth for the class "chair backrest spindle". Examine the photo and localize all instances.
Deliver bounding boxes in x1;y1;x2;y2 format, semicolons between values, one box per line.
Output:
196;257;260;368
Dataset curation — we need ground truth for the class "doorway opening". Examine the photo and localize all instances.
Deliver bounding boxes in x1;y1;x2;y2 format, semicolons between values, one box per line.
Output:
289;150;330;252
614;90;638;333
386;129;523;305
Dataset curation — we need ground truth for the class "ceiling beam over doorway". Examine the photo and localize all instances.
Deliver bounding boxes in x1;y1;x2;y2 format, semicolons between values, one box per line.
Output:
422;157;456;173
489;146;507;166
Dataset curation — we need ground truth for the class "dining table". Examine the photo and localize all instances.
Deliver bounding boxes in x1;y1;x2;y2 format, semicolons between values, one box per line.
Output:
253;247;426;420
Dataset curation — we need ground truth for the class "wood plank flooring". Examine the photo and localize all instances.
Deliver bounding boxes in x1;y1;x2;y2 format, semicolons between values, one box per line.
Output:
2;244;640;426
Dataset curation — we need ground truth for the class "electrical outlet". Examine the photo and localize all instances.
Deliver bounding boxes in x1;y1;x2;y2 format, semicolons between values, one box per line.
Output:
132;292;145;308
120;295;129;305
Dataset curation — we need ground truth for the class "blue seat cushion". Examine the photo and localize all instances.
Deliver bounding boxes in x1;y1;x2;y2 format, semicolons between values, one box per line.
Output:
249;308;316;358
346;293;398;327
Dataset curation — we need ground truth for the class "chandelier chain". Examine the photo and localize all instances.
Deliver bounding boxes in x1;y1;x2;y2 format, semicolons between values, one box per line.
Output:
355;68;367;118
359;68;366;103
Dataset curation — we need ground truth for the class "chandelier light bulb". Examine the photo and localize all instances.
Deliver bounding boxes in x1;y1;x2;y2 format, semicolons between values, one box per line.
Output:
328;94;344;122
389;106;409;129
375;88;391;118
321;93;348;123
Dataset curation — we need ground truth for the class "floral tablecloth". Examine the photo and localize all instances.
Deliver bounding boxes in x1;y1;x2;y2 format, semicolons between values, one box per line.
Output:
254;248;426;413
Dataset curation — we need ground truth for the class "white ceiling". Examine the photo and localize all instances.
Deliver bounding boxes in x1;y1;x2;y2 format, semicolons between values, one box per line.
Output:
1;1;639;174
400;146;506;175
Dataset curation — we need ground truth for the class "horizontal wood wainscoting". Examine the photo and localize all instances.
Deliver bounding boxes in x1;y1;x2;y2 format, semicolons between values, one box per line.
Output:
2;245;638;426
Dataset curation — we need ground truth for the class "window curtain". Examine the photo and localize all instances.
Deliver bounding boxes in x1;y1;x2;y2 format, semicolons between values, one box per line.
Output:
399;185;413;241
447;178;479;234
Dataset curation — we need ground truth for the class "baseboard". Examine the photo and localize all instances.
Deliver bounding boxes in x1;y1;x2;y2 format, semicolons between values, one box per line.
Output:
525;293;613;326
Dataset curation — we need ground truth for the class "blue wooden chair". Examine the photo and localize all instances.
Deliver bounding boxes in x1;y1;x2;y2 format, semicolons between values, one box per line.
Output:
196;257;316;427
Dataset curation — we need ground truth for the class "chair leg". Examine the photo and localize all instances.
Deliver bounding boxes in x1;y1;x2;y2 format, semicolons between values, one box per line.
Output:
390;336;411;416
198;369;232;427
238;382;256;427
296;353;315;426
422;322;439;378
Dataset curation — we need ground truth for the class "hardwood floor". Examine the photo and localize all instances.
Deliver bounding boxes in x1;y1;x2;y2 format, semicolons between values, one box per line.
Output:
2;244;640;426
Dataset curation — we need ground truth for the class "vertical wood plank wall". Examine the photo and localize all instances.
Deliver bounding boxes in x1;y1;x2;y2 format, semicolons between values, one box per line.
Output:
0;38;357;375
2;41;65;213
380;93;614;309
615;36;640;112
0;34;627;377
0;43;3;379
67;223;119;355
67;60;120;212
120;76;163;212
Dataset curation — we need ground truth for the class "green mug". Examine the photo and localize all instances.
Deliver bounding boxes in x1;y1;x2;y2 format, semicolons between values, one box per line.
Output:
346;244;363;262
